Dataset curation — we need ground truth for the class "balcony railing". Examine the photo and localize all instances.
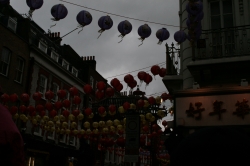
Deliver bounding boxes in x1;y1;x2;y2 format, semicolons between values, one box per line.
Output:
195;25;250;60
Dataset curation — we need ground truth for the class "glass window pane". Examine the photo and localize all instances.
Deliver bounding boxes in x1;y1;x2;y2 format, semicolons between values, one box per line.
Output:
210;2;220;15
223;14;233;28
223;0;232;14
211;16;221;29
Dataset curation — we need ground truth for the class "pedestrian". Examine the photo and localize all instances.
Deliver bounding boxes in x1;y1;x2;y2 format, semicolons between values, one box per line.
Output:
0;103;25;166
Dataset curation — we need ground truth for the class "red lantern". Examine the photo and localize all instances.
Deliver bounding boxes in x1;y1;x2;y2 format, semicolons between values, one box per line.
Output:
142;126;149;132
54;101;62;110
98;106;106;114
137;71;146;84
36;104;44;113
84;108;92;116
1;93;9;103
50;110;57;118
83;84;93;94
69;87;79;96
63;99;71;108
40;110;46;117
19;105;27;113
162;120;168;127
95;90;104;100
9;93;18;102
57;89;66;99
62;109;70;117
45;102;53;111
97;81;106;91
128;80;137;89
151;65;160;76
27;105;35;115
10;106;18;115
148;97;156;105
123;102;130;110
159;68;166;77
21;93;30;102
161;93;170;101
157;129;163;135
111;78;120;88
72;109;80;116
152;124;158;131
116;137;125;147
106;87;114;97
115;83;123;92
137;99;144;108
144;74;152;87
45;90;54;100
118;130;124;135
109;105;116;113
73;96;81;105
124;74;134;84
152;131;157;137
32;92;42;101
140;138;146;146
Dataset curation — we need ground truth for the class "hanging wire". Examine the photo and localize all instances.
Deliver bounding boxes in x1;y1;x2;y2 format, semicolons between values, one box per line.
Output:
59;0;184;29
105;62;166;79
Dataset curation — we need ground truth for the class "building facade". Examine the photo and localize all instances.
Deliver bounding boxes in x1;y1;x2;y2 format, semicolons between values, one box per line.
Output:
162;0;250;153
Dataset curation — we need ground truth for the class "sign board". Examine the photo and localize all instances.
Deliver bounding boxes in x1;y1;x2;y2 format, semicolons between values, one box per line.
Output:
175;93;250;127
125;111;140;162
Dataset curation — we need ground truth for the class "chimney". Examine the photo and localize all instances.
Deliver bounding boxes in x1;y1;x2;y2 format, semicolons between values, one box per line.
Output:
93;56;95;60
48;32;62;45
58;32;60;37
52;33;54;38
90;56;92;60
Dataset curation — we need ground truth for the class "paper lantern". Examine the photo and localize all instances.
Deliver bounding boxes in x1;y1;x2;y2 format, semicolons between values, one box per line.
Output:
57;89;66;99
137;99;145;108
83;84;92;94
151;65;160;76
77;113;84;120
117;20;132;43
84;121;90;128
97;81;106;91
97;15;113;38
1;93;9;103
51;4;68;21
156;28;170;44
92;122;99;128
138;24;152;46
109;104;116;113
118;106;125;113
174;30;187;44
26;0;43;17
159;68;166;77
146;113;152;120
20;93;30;102
76;10;92;33
54;101;62;110
45;90;54;100
162;120;168;127
130;103;136;109
62;99;71;108
106;87;115;97
68;114;75;121
45;102;53;111
123;102;130;110
99;121;105;128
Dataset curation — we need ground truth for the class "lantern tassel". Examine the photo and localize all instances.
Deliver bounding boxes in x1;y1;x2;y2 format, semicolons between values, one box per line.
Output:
50;23;57;28
118;34;125;43
28;9;34;18
140;80;143;86
78;27;84;34
97;29;105;39
138;37;145;47
157;40;163;45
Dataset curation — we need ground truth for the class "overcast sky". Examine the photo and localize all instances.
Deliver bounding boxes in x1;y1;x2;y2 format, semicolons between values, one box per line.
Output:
11;0;179;106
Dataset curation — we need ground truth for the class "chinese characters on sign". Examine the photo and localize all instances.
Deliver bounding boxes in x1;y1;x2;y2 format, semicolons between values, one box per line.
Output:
186;102;205;120
233;98;250;119
209;100;226;120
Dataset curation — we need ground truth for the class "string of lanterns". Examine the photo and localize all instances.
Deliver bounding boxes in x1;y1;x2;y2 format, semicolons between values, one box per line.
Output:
0;0;203;46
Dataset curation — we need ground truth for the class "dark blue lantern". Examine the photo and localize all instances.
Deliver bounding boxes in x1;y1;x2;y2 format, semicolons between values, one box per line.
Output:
137;24;151;46
76;10;92;34
0;0;9;5
50;4;68;28
117;20;132;43
174;30;187;44
186;0;203;16
26;0;43;17
97;15;113;39
156;28;170;45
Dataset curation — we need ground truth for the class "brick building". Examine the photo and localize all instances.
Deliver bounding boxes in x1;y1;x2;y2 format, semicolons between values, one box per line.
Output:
0;3;117;166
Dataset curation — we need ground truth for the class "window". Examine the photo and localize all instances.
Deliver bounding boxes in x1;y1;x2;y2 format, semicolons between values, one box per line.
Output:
34;124;42;136
62;60;69;70
65;90;70;100
7;17;17;32
15;57;24;83
210;0;234;29
69;135;76;146
59;134;66;143
51;51;59;62
39;75;47;97
0;48;11;76
72;67;78;77
52;83;59;101
90;76;94;87
47;131;55;140
39;41;47;53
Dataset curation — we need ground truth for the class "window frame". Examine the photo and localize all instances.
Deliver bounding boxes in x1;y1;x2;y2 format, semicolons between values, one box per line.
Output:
33;124;42;137
90;76;94;88
209;0;234;29
38;75;47;98
0;47;11;76
62;59;69;70
72;67;78;77
47;131;55;140
38;41;47;53
69;135;76;146
51;51;59;62
52;83;59;101
14;57;24;83
7;17;17;32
